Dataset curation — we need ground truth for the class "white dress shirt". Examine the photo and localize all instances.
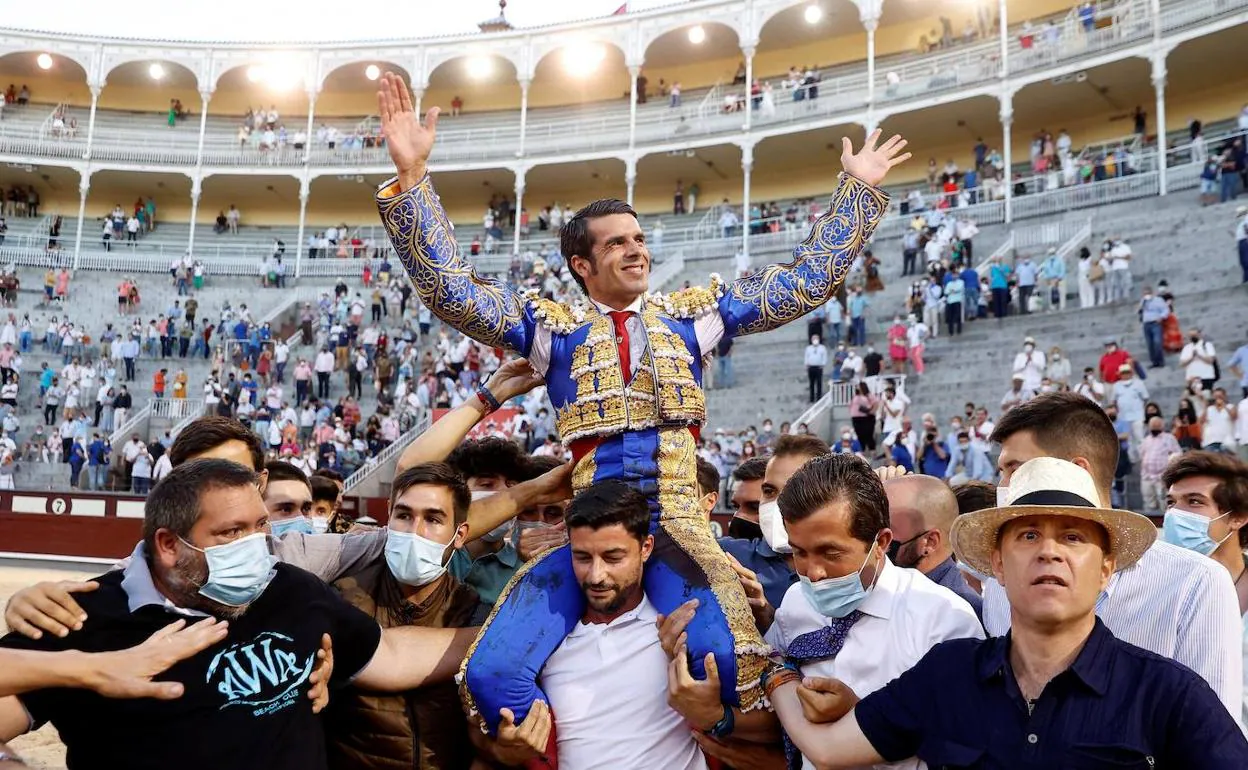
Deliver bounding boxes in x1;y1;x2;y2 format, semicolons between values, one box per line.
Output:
540;596;707;770
983;539;1244;726
766;559;985;770
528;295;723;378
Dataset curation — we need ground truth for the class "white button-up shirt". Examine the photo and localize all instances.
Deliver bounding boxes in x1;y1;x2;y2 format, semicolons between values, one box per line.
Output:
541;596;707;770
983;539;1244;728
766;559;985;770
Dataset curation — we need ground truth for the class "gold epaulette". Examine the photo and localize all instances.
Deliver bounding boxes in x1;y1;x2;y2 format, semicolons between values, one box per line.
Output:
647;273;726;320
527;293;587;334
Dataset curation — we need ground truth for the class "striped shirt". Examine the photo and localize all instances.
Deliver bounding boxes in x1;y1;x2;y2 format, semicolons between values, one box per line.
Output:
983;539;1244;728
1139;431;1181;479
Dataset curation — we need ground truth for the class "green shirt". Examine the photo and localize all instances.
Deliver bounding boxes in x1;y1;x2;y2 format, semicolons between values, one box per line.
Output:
448;543;520;606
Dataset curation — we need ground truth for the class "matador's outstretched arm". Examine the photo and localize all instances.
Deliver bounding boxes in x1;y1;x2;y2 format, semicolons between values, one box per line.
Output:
719;173;889;338
376;174;536;355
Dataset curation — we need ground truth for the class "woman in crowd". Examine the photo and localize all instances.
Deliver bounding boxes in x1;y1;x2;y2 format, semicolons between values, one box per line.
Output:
887;315;909;374
849;381;878;454
1175;396;1204;450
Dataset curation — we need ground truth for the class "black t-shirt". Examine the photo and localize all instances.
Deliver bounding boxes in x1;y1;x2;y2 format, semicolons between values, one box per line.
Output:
864;352;884;376
1;563;382;770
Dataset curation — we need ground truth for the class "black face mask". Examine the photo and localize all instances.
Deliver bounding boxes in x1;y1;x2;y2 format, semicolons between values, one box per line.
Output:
1149;429;1163;436
727;516;763;542
887;531;928;569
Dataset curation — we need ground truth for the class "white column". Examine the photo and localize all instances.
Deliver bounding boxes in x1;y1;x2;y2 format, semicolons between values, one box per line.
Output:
517;79;530;157
303;89;317;162
743;47;755;130
999;0;1009;78
1001;93;1014;223
294;175;310;278
187;175;203;257
195;89;212;162
625;156;637;206
83;84;101;159
628;65;640;151
413;88;423;118
741;143;753;259
512;168;526;255
71;174;90;269
865;20;878;111
1153;55;1168;195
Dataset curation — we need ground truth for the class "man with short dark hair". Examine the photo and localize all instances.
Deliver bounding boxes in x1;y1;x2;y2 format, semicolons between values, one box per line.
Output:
264;460;314;537
985;391;1244;718
884;474;983;618
0;459;477;770
1160;450;1248;726
375;70;910;727
487;480;774;769
324;462;489;769
766;454;982;769
695;456;720;519
725;456;766;540
770;457;1248;769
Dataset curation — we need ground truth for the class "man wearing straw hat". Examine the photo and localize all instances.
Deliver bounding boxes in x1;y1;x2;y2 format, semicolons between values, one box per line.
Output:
768;456;1248;769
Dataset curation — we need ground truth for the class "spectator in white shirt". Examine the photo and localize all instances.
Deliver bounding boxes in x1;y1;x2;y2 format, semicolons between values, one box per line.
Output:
804;335;828;403
764;454;983;770
1180;328;1219;392
226;205;240;234
1011;336;1046;392
1200;389;1239;453
1107;238;1133;302
484;481;723;769
984;392;1244;718
1074;366;1107;406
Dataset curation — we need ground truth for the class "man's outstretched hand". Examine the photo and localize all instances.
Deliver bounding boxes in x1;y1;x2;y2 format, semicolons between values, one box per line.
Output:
377;71;440;192
841;129;910;188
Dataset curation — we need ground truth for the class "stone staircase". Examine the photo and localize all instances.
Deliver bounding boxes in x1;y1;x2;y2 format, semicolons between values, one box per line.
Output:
697;192;1247;434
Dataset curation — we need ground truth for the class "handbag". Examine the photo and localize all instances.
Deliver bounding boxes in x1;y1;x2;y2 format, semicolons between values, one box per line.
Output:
1088;261;1105;282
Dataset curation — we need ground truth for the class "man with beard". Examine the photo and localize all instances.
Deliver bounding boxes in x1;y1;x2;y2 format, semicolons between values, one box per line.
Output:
883;474;983;619
0;460;477;770
483;481;774;769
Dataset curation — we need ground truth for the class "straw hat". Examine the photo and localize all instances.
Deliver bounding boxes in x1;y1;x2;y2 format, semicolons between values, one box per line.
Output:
950;457;1156;577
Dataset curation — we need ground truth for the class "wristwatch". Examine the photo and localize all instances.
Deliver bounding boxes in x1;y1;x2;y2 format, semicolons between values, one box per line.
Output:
702;704;735;739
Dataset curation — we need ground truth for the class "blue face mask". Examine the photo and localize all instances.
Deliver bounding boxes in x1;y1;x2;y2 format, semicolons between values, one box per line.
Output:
181;532;277;608
1161;508;1232;556
799;534;881;618
269;517;314;537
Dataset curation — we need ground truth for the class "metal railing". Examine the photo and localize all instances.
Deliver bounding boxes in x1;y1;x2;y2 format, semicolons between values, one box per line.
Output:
150;398;203;421
344;412;431;493
171;401;207;437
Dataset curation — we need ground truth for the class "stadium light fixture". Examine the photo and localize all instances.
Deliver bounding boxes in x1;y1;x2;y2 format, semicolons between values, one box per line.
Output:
804;4;823;24
149;63;165;81
365;64;381;81
466;56;494;80
688;25;706;45
564;42;606;76
36;53;53;70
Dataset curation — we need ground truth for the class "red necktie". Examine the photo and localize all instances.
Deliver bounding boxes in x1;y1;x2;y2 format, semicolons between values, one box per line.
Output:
607;310;632;385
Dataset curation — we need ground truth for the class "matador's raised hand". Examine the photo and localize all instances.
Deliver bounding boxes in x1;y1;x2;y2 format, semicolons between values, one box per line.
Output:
377;71;440;192
841;128;911;187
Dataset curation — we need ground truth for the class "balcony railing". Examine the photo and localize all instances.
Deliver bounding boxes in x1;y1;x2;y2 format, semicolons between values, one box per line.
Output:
0;0;1240;173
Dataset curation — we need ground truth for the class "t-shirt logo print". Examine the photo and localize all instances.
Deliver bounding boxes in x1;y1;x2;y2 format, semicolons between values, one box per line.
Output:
205;631;314;716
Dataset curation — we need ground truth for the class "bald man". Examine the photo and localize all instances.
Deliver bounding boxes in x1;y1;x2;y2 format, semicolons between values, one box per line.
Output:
884;474;983;619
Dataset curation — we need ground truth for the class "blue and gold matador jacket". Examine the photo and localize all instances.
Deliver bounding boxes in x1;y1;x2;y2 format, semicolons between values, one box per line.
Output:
377;172;888;733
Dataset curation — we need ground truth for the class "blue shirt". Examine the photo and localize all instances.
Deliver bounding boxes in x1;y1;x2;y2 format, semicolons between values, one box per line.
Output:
925;557;982;620
1228;343;1248;387
1139;296;1170;324
1015;260;1038;287
717;537;795;613
855;618;1248;769
848;294;870;319
1039;255;1066;280
989;264;1011;290
944;278;965;305
960;268;979;292
919;439;950;478
890;444;914;473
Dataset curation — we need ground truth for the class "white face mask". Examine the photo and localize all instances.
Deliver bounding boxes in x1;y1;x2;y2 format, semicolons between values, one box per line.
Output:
758;499;792;554
472;490;511;543
385;529;454;587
